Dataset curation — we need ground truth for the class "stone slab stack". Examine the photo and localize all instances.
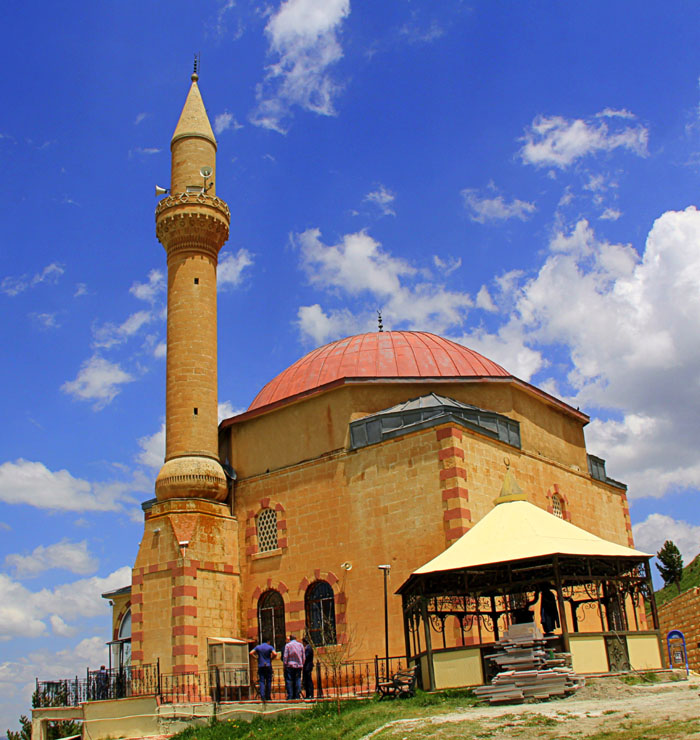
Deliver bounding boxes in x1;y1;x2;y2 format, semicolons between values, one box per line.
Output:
474;622;584;704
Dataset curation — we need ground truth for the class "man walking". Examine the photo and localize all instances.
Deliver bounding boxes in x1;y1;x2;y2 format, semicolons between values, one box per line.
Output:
250;639;278;701
282;634;305;700
302;637;314;699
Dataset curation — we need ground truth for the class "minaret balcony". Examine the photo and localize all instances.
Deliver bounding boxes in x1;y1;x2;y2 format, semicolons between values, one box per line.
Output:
155;192;231;259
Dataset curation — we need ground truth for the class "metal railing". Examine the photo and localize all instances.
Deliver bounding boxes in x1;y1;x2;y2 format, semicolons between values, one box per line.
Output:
37;664;160;706
37;656;413;706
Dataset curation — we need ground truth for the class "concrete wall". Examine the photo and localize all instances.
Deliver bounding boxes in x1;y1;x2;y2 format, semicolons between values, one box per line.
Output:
82;696;158;740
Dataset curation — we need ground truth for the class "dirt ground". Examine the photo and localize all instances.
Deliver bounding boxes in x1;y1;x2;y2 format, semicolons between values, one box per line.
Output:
366;673;700;739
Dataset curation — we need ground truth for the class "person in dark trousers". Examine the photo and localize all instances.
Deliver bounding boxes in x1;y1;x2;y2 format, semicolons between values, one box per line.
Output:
282;634;305;700
96;665;109;700
540;587;560;635
250;640;278;701
302;637;314;699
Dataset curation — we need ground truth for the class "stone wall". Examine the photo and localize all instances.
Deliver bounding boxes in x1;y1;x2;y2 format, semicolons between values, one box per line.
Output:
658;587;700;671
234;407;631;660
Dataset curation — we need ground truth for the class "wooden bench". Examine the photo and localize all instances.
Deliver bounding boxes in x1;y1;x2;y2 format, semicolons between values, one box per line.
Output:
377;665;418;700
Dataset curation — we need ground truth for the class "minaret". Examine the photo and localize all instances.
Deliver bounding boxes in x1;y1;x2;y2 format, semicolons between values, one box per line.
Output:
154;68;229;502
130;70;241;676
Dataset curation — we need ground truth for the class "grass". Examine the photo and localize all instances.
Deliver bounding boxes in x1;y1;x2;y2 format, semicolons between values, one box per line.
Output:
169;689;479;740
617;671;663;685
582;718;700;740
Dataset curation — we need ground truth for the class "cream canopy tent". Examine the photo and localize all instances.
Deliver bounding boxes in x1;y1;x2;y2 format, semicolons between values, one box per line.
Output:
397;472;660;690
412;498;649;577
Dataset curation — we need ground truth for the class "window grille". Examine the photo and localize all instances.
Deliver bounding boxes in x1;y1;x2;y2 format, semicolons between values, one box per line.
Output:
552;494;563;519
256;508;278;552
305;581;336;646
258;590;286;652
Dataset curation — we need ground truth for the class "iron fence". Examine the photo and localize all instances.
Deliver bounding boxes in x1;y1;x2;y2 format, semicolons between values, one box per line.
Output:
37;663;160;707
37;655;413;706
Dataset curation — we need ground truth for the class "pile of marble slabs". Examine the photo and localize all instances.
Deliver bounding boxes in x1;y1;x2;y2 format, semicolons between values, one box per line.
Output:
473;623;584;704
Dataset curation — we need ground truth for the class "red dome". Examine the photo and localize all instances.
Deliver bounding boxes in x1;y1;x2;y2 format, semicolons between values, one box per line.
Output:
247;331;510;412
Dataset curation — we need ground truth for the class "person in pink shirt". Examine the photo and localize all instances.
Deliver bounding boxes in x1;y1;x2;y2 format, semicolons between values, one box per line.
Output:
282;634;305;700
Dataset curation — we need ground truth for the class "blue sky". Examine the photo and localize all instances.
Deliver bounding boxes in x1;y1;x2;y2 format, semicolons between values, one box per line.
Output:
3;0;700;730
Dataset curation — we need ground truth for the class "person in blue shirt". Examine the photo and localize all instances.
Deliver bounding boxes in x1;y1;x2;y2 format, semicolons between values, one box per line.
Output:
250;640;278;701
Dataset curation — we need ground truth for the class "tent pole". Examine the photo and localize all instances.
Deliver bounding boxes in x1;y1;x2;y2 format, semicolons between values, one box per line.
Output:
553;555;570;652
420;597;436;691
402;594;412;663
644;560;660;631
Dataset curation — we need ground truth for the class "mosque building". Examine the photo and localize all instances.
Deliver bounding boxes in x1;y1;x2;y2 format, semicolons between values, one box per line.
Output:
104;72;653;683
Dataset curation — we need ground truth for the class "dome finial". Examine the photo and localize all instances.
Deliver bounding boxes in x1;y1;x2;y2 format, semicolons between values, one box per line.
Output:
494;457;527;505
377;310;384;332
192;52;200;82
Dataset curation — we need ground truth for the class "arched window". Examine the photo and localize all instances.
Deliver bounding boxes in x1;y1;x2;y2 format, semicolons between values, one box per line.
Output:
110;608;131;669
258;590;286;652
256;508;278;552
305;581;336;646
551;494;563;519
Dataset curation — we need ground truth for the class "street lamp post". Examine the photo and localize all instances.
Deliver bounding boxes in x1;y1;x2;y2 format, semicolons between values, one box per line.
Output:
378;564;391;679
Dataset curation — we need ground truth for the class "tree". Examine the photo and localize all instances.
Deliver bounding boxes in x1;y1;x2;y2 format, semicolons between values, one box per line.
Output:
656;540;684;594
311;623;362;716
7;687;82;740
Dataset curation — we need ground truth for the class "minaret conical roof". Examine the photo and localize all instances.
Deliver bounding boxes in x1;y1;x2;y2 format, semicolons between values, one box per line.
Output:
172;74;217;147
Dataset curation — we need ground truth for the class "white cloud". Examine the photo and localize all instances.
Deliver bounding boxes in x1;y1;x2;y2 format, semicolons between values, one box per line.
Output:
0;567;129;642
455;324;545;382
93;310;154;348
1;262;64;296
632;514;700;563
297;304;362;345
297;228;415;297
251;0;350;133
469;207;700;499
600;207;622;221
74;282;88;297
41;567;131;621
49;614;77;637
475;285;496;312
134;112;149;125
218;248;253;289
296;228;473;344
137;424;165;470
5;540;98;578
462;188;536;223
399;19;445;44
214;111;243;135
153;341;167;359
62;355;134;409
218;400;245;422
433;255;462;276
0;459;137;511
364;185;396;216
0;636;108;733
597;108;636;120
130;269;164;303
129;147;161;157
520;112;648;168
30;312;59;328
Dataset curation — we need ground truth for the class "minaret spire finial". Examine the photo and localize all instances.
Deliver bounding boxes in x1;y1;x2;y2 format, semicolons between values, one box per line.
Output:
192;53;200;82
